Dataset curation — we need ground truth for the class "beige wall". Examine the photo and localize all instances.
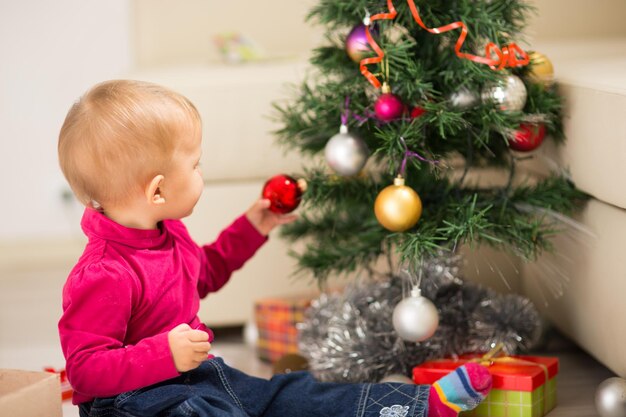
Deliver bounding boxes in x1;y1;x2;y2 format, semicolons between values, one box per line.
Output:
526;0;626;42
0;0;132;241
132;0;322;67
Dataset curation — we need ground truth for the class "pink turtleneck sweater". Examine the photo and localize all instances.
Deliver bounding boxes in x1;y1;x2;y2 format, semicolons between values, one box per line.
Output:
58;208;267;405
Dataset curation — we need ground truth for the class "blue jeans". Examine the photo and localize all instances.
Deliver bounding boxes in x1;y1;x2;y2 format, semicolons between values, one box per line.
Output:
79;357;429;417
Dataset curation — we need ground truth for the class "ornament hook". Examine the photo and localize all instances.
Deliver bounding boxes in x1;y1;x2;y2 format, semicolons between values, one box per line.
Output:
363;8;371;26
398;136;440;177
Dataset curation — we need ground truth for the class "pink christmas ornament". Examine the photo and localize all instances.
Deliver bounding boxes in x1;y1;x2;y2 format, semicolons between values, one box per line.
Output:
375;83;405;122
346;24;378;63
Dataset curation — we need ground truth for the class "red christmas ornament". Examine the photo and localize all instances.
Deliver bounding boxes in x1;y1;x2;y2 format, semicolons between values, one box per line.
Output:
410;106;426;119
375;83;405;121
509;123;546;152
262;174;306;214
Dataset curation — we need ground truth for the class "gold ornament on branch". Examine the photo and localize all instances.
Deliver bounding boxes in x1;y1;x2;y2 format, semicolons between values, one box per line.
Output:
528;51;554;86
374;175;422;232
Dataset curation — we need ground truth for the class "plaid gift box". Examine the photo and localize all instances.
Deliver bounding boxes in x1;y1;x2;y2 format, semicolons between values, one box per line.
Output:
413;354;558;417
254;295;312;363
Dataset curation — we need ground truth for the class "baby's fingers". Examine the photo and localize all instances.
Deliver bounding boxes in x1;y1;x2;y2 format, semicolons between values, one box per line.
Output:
276;214;298;224
193;341;212;354
187;329;210;342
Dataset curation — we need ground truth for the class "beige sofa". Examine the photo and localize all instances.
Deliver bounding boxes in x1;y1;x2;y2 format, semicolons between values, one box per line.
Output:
521;38;626;378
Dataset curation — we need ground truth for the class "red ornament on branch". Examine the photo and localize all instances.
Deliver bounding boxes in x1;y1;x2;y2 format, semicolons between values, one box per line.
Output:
262;174;307;214
410;106;426;119
509;123;545;152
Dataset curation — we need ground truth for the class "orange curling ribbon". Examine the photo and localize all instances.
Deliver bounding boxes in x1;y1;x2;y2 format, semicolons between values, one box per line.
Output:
360;0;530;87
359;0;398;89
405;0;529;69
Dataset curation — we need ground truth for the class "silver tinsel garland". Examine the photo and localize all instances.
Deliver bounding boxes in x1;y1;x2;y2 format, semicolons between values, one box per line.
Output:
297;279;428;383
466;294;542;354
298;254;542;383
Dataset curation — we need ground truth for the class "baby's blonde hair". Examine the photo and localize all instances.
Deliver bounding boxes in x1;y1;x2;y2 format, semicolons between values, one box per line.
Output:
58;80;201;208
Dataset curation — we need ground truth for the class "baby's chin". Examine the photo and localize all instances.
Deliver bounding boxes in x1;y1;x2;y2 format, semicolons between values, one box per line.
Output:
165;208;195;221
182;205;196;218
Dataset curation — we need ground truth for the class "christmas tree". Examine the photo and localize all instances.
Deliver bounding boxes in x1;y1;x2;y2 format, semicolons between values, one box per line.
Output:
273;0;586;382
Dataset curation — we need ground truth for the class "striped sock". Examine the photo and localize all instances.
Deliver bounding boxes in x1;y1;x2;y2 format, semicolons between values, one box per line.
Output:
427;363;492;417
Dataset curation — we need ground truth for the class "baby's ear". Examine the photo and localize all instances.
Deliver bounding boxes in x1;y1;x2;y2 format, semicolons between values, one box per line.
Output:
146;174;165;205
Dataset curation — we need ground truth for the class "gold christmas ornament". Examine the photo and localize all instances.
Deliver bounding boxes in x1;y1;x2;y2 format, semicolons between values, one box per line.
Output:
528;51;554;86
374;175;422;232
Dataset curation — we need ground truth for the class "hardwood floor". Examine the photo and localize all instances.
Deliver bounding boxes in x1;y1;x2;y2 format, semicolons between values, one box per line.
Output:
529;332;616;417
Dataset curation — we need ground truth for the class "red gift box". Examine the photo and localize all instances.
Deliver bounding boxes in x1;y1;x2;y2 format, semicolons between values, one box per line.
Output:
413;354;558;417
412;354;558;390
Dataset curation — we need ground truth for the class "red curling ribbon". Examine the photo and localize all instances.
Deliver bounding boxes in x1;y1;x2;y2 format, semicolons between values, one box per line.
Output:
360;0;530;87
359;0;398;89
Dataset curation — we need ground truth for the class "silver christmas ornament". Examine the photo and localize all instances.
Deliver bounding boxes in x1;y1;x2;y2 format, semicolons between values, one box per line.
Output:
325;124;369;176
392;287;439;342
448;87;480;110
481;75;527;112
596;377;626;417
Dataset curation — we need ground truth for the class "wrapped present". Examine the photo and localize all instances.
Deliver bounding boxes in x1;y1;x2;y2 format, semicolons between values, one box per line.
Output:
256;323;300;363
413;350;558;417
43;367;73;402
1;369;62;417
254;295;312;363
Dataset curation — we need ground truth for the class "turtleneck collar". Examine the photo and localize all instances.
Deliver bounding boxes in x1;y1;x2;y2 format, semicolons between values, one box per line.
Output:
81;208;169;249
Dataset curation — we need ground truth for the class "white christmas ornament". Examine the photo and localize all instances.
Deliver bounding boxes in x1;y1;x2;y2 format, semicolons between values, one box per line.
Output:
325;124;369;176
392;287;439;342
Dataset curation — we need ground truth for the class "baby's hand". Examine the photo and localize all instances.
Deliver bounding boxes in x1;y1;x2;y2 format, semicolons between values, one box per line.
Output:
246;198;297;236
168;323;211;372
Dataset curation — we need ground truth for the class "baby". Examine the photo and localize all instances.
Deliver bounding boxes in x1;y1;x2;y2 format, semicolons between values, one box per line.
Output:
57;80;491;417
